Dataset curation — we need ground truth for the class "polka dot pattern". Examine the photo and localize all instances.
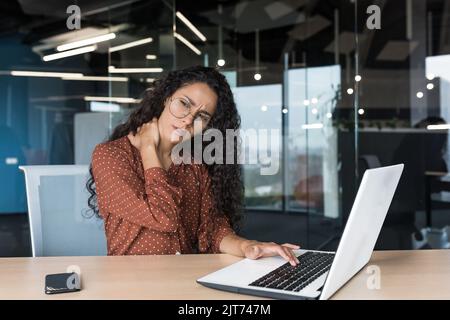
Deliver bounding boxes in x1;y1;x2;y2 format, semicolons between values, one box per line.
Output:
91;136;235;256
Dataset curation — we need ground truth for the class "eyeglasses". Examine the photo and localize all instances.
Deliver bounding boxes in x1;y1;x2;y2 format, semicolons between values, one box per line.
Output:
169;97;212;127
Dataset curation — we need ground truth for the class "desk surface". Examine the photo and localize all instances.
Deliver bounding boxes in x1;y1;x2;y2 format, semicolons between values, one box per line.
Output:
1;250;449;300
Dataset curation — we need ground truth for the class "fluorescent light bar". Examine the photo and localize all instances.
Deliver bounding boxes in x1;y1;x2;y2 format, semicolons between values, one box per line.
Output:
146;54;157;60
5;157;18;165
427;124;450;130
90;101;121;112
57;33;116;51
62;75;128;82
84;96;141;104
43;45;97;61
10;70;83;78
108;66;163;73
174;32;201;55
302;123;324;130
176;11;207;42
109;37;153;52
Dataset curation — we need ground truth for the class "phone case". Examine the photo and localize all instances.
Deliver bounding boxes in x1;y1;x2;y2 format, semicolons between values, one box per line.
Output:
45;272;81;294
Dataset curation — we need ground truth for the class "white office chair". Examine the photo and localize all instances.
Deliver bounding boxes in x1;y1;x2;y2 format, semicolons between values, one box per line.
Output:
19;165;107;257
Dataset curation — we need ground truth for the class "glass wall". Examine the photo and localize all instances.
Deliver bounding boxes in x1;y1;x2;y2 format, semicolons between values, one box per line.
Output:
1;0;450;256
0;0;175;213
354;0;450;249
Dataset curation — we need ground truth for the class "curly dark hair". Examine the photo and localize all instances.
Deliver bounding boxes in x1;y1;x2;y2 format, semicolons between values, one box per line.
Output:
86;65;244;231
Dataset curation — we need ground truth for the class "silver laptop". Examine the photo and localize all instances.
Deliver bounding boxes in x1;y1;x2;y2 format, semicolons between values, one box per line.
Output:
197;164;404;300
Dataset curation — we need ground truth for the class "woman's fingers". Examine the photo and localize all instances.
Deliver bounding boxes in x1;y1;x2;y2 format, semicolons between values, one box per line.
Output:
244;242;301;266
127;132;140;149
262;245;297;266
272;246;293;264
281;246;298;265
282;243;301;250
151;118;160;146
286;247;300;264
280;244;300;264
270;245;298;266
135;118;160;148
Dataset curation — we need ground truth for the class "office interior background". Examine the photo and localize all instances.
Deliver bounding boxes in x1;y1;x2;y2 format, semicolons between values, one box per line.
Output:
1;0;450;257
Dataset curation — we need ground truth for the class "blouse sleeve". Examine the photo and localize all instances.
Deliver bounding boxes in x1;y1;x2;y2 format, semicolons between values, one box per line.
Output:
91;143;182;233
197;165;235;253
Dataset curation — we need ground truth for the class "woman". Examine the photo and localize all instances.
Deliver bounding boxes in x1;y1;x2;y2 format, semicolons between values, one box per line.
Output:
87;65;300;266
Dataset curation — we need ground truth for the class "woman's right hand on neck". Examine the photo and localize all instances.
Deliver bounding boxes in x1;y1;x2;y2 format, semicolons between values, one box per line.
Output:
127;117;160;151
127;118;163;169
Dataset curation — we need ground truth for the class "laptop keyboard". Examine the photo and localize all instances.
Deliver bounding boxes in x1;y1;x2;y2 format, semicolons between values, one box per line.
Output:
248;251;335;292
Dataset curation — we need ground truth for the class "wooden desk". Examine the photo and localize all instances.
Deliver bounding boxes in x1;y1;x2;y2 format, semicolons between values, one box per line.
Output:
0;250;449;300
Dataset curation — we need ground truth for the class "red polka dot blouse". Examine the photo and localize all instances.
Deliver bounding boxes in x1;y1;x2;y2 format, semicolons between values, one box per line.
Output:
91;136;235;255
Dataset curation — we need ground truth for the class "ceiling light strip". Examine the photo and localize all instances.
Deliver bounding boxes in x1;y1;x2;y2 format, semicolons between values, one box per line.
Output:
57;33;116;52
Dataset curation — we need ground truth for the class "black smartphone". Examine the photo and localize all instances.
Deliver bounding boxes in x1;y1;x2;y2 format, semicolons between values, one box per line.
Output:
45;272;81;294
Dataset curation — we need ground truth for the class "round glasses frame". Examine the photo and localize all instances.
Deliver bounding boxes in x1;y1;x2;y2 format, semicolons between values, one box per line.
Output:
168;97;212;127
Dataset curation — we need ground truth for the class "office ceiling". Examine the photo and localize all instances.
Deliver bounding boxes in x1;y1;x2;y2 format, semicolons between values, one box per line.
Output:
1;0;449;69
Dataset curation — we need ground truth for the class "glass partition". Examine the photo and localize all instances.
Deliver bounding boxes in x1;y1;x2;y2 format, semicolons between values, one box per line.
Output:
3;0;450;253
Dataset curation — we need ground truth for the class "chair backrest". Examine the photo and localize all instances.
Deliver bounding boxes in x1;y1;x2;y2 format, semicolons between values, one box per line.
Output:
19;165;107;257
